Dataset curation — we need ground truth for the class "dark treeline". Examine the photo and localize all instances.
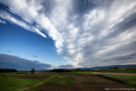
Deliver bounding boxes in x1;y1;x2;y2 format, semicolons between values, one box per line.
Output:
0;68;17;72
50;69;72;72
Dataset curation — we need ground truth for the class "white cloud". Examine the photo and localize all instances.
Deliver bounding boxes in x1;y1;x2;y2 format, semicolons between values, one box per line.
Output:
0;11;47;38
1;0;42;23
0;11;30;30
33;27;47;38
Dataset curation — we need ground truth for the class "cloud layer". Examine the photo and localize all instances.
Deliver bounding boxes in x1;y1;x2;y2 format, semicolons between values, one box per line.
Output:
0;0;136;68
0;54;51;70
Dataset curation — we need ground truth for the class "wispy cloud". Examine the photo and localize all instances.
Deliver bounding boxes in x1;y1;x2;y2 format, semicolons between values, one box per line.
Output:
26;52;38;58
59;64;73;68
0;19;6;24
0;0;136;68
30;47;33;50
31;55;38;57
6;50;12;53
0;2;47;38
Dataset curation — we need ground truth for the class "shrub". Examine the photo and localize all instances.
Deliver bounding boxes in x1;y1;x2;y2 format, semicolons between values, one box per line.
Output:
31;68;35;74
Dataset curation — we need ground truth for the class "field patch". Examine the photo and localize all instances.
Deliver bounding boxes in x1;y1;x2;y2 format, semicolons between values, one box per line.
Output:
45;75;76;84
9;74;51;80
73;71;94;75
98;74;136;86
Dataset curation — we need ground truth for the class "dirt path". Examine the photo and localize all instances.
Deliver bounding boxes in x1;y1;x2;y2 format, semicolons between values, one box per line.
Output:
38;75;135;91
91;72;136;76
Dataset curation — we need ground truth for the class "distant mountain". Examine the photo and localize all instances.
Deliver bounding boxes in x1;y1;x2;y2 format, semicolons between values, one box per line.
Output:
38;64;136;71
70;64;136;70
89;64;136;69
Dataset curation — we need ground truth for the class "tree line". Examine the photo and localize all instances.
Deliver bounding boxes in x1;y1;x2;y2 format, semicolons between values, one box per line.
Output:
49;69;72;72
0;68;17;72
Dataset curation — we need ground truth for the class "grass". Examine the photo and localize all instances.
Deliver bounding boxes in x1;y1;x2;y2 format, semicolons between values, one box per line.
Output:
45;75;76;84
18;78;50;91
98;69;136;73
98;74;136;86
0;75;41;91
9;73;43;76
73;71;94;75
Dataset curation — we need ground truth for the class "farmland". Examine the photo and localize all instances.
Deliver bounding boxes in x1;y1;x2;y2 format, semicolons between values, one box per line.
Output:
0;70;136;91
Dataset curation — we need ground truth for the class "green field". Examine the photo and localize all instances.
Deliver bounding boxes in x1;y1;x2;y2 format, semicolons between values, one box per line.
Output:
98;69;136;73
45;75;76;84
45;71;94;76
72;71;94;75
0;75;40;91
98;74;136;86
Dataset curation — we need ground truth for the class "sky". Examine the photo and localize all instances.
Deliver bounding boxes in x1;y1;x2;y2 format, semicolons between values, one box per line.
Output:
0;0;136;70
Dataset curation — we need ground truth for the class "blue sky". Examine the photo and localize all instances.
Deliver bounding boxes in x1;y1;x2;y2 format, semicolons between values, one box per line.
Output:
0;0;136;70
0;21;68;68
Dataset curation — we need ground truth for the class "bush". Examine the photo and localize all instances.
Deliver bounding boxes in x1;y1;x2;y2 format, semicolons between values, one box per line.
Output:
31;68;35;74
1;74;8;78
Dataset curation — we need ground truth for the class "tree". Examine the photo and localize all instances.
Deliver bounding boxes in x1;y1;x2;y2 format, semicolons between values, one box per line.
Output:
31;68;35;74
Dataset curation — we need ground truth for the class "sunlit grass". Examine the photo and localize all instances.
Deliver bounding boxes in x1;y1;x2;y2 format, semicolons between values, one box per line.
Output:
0;75;40;91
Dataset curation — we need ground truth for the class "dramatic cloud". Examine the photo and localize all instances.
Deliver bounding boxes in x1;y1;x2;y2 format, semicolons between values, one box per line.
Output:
0;54;51;70
0;0;136;68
